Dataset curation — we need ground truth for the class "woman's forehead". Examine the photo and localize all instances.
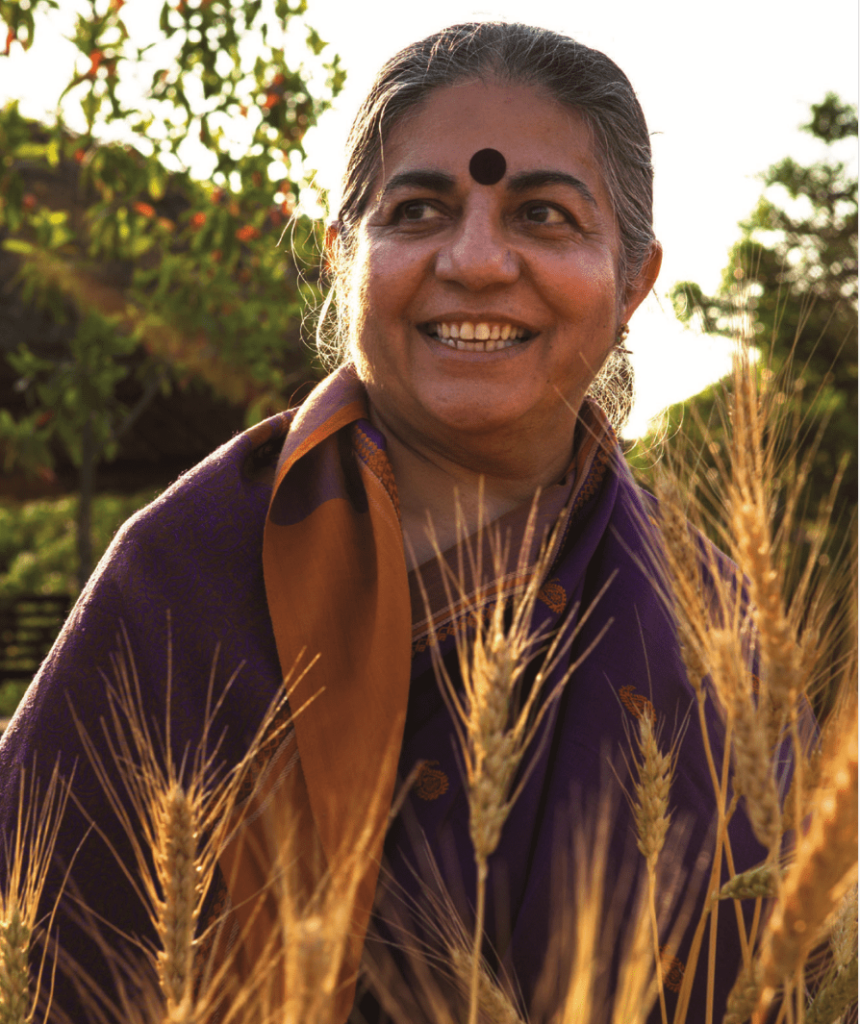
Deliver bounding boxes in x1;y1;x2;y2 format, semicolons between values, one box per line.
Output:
374;80;610;206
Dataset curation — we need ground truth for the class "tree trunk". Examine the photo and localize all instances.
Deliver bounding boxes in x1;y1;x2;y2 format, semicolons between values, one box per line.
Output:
76;414;96;593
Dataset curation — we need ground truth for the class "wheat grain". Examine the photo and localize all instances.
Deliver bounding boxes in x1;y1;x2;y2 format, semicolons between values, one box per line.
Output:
710;629;782;853
0;902;30;1024
756;712;858;1011
805;954;858;1024
830;885;858;972
717;864;781;902
446;943;524;1024
721;960;762;1024
633;714;673;872
155;783;200;1017
0;762;70;1024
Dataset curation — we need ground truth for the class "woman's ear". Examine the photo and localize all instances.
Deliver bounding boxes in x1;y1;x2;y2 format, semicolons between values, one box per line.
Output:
324;219;341;274
622;241;663;323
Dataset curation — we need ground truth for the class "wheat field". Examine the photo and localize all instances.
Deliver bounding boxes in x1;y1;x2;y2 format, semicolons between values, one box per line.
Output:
1;339;856;1024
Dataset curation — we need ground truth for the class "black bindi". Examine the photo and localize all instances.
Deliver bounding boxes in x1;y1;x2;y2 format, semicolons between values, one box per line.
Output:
469;148;506;186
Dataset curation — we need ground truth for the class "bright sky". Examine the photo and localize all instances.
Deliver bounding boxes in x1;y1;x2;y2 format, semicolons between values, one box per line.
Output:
2;0;857;435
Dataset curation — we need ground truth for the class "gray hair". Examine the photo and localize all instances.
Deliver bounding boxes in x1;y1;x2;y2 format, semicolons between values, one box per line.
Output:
318;21;655;430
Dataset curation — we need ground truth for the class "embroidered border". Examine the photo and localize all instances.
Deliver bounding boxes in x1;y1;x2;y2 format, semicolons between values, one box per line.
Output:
352;423;401;519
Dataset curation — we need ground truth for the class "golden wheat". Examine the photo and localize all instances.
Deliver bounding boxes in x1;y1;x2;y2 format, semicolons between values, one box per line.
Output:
717;864;781;902
805;954;858;1024
755;710;858;1016
0;761;69;1024
420;490;614;1024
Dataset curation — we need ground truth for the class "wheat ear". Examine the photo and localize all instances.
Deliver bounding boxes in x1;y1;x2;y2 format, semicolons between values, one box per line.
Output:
755;710;858;1014
721;960;762;1024
717;864;782;902
70;619;319;1024
631;713;675;1024
155;783;199;1020
805;954;858;1024
423;490;613;1024
0;762;69;1024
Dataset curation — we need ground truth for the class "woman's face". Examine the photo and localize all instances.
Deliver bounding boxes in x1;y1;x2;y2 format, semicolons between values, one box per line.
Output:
342;79;660;471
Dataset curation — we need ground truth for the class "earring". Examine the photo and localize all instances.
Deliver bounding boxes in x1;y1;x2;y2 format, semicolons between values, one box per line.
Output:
615;323;631;354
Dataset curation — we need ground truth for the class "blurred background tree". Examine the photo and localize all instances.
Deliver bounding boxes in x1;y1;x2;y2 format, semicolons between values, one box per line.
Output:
642;94;857;718
0;0;343;590
667;93;857;525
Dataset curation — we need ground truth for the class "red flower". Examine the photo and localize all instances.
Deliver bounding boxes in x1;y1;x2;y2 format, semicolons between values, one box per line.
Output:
73;148;86;163
235;224;259;242
262;94;279;110
133;201;156;218
22;193;38;211
211;249;222;263
190;211;207;228
87;50;104;77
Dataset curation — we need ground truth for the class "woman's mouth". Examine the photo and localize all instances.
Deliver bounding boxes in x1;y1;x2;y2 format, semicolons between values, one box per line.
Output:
424;321;533;352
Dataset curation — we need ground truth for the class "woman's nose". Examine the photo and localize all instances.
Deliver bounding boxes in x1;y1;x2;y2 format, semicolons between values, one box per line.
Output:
434;204;520;289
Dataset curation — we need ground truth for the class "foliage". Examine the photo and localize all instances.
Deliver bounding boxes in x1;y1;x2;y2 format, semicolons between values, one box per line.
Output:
0;490;157;599
663;94;858;525
0;0;341;581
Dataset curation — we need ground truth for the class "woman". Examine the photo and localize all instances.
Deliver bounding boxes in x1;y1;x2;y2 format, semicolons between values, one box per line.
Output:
0;22;767;1024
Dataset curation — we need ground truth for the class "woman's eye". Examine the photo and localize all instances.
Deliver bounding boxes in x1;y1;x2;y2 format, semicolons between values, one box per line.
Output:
397;200;439;222
524;203;570;225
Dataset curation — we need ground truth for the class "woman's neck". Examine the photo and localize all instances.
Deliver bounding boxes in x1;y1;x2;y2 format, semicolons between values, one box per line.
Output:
371;409;576;571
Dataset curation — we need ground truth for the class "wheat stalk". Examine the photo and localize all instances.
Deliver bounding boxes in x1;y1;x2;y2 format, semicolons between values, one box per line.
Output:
754;709;858;1016
421;489;614;1024
68;619;320;1024
0;761;70;1024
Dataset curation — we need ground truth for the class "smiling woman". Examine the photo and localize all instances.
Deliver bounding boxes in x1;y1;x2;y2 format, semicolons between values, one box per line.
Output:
0;21;772;1024
334;77;660;565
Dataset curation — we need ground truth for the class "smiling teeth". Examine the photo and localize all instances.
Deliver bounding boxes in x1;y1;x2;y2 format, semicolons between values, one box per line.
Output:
431;321;529;352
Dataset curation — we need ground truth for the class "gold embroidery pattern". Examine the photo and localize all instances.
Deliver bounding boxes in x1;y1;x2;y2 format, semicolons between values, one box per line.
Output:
414;760;450;801
549;441;612;563
619;684;656;723
570;442;611;518
353;425;401;517
659;946;685;992
412;603;495;656
538;578;567;614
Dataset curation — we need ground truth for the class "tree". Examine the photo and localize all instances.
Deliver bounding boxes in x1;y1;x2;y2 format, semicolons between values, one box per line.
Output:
657;95;857;718
669;94;857;521
0;0;343;587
